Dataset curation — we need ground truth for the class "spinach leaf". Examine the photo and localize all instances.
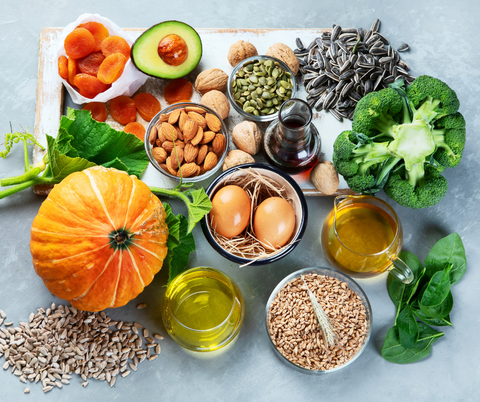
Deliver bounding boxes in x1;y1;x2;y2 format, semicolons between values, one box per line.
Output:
424;233;467;285
412;306;452;327
381;323;444;364
419;290;453;319
397;305;419;348
420;265;452;307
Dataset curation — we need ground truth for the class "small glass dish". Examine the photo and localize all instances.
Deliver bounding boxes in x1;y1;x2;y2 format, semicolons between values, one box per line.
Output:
265;267;372;374
201;163;308;266
161;267;245;353
227;55;297;123
144;102;229;183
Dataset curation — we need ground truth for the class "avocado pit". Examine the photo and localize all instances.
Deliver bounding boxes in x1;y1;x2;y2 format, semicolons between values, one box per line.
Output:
158;34;188;66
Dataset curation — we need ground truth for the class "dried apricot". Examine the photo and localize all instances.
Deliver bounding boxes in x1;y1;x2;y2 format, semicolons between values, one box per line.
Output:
164;78;193;104
133;92;161;121
77;22;109;52
67;57;77;86
74;74;110;98
101;36;130;60
97;53;127;84
110;96;137;125
64;28;96;59
58;55;68;80
77;51;105;76
82;102;108;122
124;122;146;140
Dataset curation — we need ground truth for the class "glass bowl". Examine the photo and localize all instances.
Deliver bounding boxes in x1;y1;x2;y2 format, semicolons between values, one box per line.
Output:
201;163;308;266
265;267;372;374
227;55;297;123
144;102;229;183
161;267;245;353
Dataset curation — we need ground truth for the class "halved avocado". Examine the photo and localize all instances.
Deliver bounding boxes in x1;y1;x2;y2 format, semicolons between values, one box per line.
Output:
131;21;202;79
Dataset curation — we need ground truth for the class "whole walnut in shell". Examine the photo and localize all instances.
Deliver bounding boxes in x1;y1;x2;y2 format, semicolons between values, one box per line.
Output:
266;43;299;75
195;68;229;94
232;121;262;155
222;149;255;171
200;90;230;120
227;40;258;67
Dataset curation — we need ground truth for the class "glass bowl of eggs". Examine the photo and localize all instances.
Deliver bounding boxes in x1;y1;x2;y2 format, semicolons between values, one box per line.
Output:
200;163;308;265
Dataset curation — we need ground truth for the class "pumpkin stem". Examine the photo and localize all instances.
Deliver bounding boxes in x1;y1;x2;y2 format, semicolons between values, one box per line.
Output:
114;231;129;244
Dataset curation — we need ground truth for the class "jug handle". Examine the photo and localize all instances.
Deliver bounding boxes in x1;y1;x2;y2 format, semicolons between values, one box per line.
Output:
389;255;414;284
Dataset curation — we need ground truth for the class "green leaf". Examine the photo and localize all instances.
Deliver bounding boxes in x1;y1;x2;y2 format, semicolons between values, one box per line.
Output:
397;305;419;348
184;187;213;234
412;306;452;327
424;233;467;285
419;290;453;319
381;323;444;364
421;265;452;307
59;108;149;177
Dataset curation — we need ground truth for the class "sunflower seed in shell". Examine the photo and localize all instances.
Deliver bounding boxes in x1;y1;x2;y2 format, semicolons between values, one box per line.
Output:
295;38;305;50
371;19;381;32
331;25;342;42
397;43;409;52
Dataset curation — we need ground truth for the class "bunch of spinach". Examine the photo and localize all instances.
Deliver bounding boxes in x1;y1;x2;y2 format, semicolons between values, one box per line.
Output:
382;233;467;364
0;109;212;281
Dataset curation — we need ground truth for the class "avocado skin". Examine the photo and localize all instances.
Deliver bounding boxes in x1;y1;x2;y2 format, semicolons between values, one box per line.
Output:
131;21;203;79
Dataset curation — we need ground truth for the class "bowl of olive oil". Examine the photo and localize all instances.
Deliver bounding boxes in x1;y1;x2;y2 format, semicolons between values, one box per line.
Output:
161;267;245;353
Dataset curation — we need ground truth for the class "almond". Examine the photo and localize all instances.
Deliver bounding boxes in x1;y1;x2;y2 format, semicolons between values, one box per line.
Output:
156;125;166;143
191;126;204;146
196;144;208;165
205;113;222;132
152;147;167;164
166;156;178;175
157;114;169;123
184;143;199;163
170;147;184;169
183;119;198;142
203;152;218;171
212;134;226;155
160;163;168;172
177;162;199;178
187;112;207;129
184;106;206;114
175;126;184;141
168;109;181;125
162;141;185;153
149;125;158;145
161;123;177;142
200;131;216;145
178;111;188;131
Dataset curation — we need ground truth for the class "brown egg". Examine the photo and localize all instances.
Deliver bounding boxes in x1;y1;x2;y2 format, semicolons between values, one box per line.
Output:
253;197;295;250
210;185;251;238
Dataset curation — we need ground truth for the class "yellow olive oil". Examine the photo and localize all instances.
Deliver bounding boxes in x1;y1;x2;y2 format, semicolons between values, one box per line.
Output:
162;268;244;352
322;202;401;275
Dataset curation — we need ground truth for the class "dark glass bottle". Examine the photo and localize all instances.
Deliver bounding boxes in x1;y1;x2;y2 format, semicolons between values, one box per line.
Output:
263;99;321;174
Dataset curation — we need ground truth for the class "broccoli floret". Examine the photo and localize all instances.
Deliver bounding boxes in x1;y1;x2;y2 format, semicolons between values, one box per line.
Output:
384;165;448;209
332;76;465;209
352;88;403;138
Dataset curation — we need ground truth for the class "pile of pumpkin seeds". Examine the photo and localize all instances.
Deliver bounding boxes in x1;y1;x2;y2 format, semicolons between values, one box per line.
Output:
0;305;163;393
231;58;294;116
295;18;414;121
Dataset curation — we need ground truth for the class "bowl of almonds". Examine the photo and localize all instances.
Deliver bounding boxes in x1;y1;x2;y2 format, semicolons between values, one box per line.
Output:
145;102;229;182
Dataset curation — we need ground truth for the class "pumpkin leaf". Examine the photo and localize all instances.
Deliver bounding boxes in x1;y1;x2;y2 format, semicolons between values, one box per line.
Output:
183;187;213;234
163;203;196;284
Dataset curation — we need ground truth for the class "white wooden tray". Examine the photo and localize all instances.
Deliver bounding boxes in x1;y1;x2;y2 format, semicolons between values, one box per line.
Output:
34;27;354;195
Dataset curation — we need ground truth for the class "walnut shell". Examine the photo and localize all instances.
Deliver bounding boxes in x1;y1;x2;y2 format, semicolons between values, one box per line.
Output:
266;43;300;75
232;121;262;155
222;149;255;171
200;90;230;120
227;40;258;67
310;161;339;195
195;68;229;94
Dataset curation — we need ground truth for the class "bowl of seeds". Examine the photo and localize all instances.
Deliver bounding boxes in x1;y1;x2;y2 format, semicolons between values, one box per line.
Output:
227;55;297;123
266;267;371;373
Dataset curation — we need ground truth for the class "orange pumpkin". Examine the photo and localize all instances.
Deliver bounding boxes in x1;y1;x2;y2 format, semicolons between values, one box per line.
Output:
30;166;168;312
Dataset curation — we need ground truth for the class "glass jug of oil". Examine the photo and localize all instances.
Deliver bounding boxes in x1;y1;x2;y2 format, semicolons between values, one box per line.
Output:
321;195;414;283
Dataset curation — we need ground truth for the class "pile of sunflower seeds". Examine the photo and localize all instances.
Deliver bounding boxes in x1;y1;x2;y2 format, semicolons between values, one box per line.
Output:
0;305;163;393
294;18;414;121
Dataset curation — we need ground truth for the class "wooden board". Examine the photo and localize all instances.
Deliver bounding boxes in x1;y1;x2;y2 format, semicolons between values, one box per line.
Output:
34;27;355;196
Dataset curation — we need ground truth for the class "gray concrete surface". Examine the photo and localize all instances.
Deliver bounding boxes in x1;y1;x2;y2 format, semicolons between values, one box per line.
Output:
0;1;479;401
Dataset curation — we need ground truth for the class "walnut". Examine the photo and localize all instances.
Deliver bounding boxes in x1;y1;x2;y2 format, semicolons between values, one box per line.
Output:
227;40;258;67
222;150;255;171
232;121;262;155
310;161;339;195
200;90;230;120
266;43;300;75
195;68;229;94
